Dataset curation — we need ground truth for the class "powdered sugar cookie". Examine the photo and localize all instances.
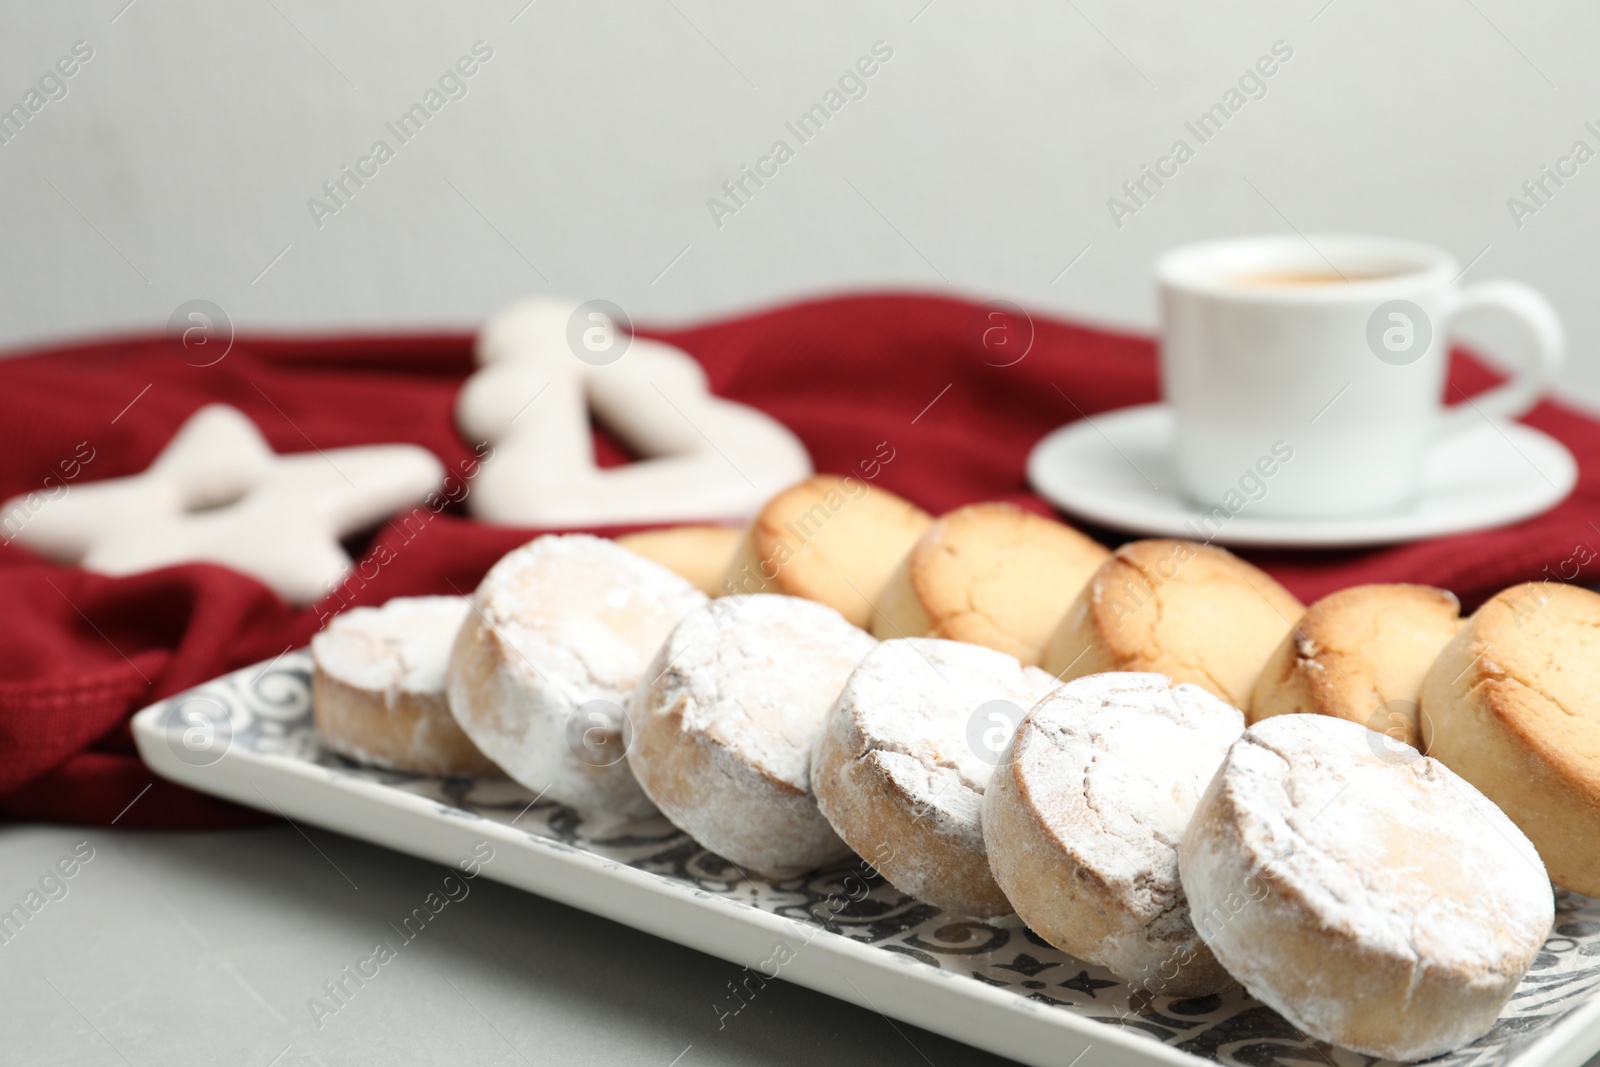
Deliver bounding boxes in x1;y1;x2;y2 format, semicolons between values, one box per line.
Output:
983;672;1245;995
1180;714;1553;1060
312;596;497;776
628;594;877;878
813;637;1058;917
446;534;707;816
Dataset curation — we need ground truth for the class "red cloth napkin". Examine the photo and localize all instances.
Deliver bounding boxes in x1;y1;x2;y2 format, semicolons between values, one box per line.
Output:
0;292;1594;829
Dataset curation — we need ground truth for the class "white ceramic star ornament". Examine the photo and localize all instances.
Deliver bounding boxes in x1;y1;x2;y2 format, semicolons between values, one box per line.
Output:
3;404;444;604
457;297;813;527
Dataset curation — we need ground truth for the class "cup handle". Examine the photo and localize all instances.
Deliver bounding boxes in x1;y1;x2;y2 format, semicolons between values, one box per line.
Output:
1435;280;1565;438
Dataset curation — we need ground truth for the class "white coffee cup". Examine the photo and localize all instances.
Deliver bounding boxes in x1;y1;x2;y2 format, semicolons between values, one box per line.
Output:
1157;234;1564;519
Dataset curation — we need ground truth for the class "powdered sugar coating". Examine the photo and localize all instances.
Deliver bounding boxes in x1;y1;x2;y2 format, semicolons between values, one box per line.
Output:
988;672;1244;989
1216;717;1549;966
628;594;876;877
312;595;495;775
446;534;707;816
314;596;470;694
1179;713;1554;1060
1018;673;1244;910
667;598;876;790
814;638;1057;916
479;535;706;699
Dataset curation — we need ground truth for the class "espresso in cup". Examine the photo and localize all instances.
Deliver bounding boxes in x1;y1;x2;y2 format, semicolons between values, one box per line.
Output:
1229;270;1402;287
1159;236;1564;519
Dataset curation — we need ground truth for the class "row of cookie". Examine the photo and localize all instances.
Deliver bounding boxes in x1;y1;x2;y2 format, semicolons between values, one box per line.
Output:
309;532;1554;1061
626;477;1600;900
986;674;1552;1063
618;477;1326;716
618;475;1112;664
615;516;1569;1062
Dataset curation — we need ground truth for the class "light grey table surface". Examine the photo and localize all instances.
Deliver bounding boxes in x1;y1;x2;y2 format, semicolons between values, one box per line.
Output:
0;820;1019;1066
5;819;1600;1067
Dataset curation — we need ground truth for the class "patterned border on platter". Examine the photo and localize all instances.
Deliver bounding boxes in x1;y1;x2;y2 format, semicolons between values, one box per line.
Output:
151;651;1600;1067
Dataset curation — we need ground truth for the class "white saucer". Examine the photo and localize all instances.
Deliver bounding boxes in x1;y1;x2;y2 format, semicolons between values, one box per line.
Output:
1027;403;1578;548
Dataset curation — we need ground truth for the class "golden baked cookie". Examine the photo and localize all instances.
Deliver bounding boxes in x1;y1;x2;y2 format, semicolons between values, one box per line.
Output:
1041;539;1303;707
870;502;1109;666
1250;583;1461;748
1421;581;1600;895
616;525;742;596
721;475;932;629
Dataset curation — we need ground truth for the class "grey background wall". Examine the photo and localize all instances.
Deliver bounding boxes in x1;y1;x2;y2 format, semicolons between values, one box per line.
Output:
1;0;1597;407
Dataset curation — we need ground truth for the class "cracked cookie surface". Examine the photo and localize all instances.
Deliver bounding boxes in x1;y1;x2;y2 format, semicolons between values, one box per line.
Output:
628;594;877;878
1042;538;1303;707
1421;580;1600;894
982;671;1245;994
813;637;1058;917
1251;582;1461;747
1180;713;1553;1061
720;475;931;629
871;502;1109;666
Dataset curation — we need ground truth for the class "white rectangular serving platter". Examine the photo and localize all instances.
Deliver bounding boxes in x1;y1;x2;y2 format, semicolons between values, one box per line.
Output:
132;650;1600;1067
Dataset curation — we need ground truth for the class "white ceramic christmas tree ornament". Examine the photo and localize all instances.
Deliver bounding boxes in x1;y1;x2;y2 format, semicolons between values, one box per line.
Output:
457;297;812;528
